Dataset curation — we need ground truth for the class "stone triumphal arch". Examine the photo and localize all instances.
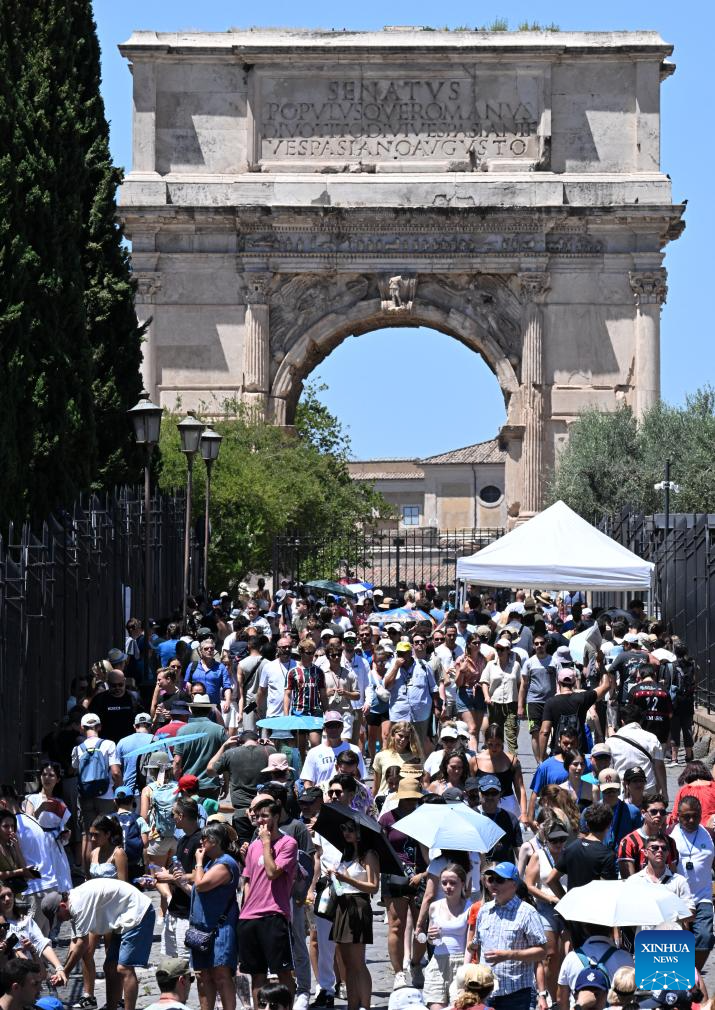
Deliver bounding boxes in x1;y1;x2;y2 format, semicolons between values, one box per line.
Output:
120;28;684;518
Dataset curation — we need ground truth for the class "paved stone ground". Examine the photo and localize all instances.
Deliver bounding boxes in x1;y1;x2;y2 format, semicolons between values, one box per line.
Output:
47;723;713;1009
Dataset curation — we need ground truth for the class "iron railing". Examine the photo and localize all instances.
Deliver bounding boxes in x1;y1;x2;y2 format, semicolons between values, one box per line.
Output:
0;488;194;788
273;526;505;597
597;508;715;712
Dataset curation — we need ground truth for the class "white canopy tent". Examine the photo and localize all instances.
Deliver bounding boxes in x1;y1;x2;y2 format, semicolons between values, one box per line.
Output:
456;500;654;590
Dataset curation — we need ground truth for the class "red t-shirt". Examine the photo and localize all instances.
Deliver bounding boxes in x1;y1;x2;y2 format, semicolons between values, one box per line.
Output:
617;828;678;871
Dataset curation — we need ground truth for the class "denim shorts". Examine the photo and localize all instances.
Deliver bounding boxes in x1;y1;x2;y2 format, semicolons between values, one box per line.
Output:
692;900;714;951
105;906;156;967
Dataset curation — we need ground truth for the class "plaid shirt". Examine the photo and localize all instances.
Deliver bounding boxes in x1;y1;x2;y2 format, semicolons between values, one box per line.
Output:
286;663;326;714
476;896;547;994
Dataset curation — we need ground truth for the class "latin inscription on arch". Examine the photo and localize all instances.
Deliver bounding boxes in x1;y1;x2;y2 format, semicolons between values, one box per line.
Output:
255;70;543;167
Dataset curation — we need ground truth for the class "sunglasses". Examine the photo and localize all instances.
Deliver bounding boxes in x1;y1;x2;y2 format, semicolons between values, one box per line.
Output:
326;651;341;658
328;790;343;797
647;809;667;816
483;874;506;884
413;639;426;645
648;844;669;851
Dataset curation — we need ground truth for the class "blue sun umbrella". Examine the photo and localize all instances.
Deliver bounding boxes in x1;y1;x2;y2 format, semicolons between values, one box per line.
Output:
125;732;207;756
367;607;432;625
257;715;324;732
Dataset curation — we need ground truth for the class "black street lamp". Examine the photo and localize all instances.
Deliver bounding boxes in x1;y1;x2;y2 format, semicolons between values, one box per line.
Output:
127;391;163;678
200;427;222;596
178;414;205;630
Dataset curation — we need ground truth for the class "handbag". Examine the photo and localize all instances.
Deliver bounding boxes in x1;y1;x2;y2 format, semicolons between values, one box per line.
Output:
314;876;339;921
185;886;236;953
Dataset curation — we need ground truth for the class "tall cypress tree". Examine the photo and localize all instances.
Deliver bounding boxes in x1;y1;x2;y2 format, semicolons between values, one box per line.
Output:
0;1;142;528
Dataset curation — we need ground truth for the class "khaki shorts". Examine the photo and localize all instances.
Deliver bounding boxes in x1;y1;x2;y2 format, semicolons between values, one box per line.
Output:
423;953;464;1006
146;835;176;858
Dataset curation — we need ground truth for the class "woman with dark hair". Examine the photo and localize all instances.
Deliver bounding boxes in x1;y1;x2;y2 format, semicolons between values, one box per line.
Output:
474;724;527;823
454;635;490;751
558;750;593;811
189;822;240;1010
256;982;293;1010
0;811;34;894
328;819;379;1010
23;761;72;893
428;752;470;796
0;884;67;983
668;761;715;837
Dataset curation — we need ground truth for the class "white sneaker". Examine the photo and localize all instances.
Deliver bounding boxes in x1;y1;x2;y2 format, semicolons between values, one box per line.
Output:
294;995;310;1010
393;971;407;989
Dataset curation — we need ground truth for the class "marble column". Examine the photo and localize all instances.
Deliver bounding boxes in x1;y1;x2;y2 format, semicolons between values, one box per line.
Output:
518;271;550;516
242;272;272;418
134;273;162;402
629;269;667;418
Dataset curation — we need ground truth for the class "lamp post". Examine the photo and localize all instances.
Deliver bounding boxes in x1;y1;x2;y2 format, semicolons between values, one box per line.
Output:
127;391;163;679
200;427;222;596
178;414;205;631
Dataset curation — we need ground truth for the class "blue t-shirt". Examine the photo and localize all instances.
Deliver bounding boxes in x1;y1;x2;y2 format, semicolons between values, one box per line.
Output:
155;638;179;667
114;731;153;792
530;756;568;794
605;799;642;850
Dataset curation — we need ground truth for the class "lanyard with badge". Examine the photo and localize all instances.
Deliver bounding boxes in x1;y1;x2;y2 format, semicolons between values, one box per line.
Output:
682;826;704;871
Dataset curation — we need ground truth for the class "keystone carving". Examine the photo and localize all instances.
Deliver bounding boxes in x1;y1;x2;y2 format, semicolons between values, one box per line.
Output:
378;274;418;312
134;273;161;302
243;272;273;305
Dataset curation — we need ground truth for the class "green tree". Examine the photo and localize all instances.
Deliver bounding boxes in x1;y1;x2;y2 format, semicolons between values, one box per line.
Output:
549;389;715;518
0;1;142;528
157;388;390;590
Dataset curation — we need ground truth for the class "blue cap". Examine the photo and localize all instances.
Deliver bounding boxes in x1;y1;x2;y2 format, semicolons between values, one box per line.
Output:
114;786;133;799
36;999;64;1010
212;599;221;606
478;774;502;793
574;968;609;993
490;861;520;882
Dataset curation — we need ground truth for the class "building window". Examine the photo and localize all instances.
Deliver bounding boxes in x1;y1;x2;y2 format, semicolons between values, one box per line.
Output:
479;485;502;505
401;505;420;526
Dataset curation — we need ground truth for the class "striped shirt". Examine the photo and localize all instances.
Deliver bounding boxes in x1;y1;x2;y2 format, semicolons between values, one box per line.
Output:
476;896;547;994
286;664;326;714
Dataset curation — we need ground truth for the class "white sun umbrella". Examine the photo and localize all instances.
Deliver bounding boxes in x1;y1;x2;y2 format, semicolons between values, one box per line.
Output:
392;801;505;853
555;879;691;927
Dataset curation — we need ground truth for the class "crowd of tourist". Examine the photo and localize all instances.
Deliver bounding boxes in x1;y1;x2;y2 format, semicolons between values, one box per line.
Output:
0;581;710;1010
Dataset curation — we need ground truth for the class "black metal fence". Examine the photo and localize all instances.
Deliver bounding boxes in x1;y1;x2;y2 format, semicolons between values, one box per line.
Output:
597;509;715;712
273;526;505;597
0;488;193;788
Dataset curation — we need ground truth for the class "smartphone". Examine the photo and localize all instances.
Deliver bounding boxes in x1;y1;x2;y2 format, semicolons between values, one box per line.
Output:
5;934;18;952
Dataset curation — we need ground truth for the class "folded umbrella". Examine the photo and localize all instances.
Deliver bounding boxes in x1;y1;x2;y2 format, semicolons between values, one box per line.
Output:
313;801;405;875
257;715;324;732
391;801;505;854
555;879;691;927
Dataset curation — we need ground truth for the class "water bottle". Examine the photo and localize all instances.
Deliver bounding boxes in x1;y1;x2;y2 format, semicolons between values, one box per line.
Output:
169;856;182;872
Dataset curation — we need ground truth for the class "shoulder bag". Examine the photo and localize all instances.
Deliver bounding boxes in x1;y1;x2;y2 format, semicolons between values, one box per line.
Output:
185;883;237;953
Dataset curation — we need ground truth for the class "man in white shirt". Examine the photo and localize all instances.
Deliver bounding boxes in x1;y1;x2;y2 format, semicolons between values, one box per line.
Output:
342;631;370;743
329;600;353;634
299;712;366;787
669;795;714;968
71;713;121;873
256;637;297;718
53;878;155;1010
608;703;668;798
634;833;695;912
244;601;271;637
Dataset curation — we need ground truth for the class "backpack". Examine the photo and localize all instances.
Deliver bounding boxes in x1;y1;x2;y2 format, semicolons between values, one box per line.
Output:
115;810;144;865
148;781;178;839
663;660;695;701
575;944;618;978
77;740;110;798
556;714;580;741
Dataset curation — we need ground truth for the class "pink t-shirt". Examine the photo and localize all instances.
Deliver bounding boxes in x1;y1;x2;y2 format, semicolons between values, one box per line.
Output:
240;833;298;920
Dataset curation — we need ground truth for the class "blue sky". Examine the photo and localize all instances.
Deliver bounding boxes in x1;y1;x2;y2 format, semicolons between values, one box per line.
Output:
94;1;713;460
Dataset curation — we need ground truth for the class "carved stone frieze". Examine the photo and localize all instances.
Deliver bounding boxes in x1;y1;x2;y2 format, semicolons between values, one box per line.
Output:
517;271;550;304
242;271;273;305
268;273;371;355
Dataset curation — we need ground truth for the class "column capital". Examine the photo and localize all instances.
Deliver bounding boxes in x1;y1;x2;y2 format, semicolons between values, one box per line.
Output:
629;269;667;306
243;271;273;305
517;271;550;303
134;272;161;303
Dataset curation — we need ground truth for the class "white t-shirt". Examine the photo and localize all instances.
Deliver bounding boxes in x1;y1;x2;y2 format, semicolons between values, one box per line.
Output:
259;658;297;717
670;823;715;903
558;938;633;994
6;915;50;956
15;813;58;894
314;831;343;873
608;723;663;791
344;652;370;708
299;742;366;785
435;644;464;672
69;878;152;936
71;737;118;801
